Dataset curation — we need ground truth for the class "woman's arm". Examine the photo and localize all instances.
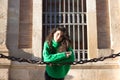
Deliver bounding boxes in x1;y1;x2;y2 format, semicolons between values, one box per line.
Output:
42;41;67;63
51;47;75;64
56;47;75;63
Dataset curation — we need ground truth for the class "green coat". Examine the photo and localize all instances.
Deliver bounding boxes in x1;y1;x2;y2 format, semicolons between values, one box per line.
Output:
43;39;75;78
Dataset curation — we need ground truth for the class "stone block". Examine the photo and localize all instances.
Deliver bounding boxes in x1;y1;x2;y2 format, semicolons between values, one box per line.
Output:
0;69;9;80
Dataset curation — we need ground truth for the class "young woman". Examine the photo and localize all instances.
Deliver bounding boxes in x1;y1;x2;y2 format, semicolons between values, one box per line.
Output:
42;27;75;80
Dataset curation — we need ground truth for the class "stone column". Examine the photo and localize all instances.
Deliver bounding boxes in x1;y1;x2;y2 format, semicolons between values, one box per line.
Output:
0;0;8;51
87;0;98;58
0;0;11;80
32;0;43;58
109;0;120;54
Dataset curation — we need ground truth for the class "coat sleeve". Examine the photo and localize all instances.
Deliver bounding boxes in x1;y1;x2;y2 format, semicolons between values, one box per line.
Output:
46;46;75;64
55;47;75;64
42;41;67;63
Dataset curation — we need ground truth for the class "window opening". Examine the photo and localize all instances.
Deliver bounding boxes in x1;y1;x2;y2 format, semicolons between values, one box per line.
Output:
42;0;87;61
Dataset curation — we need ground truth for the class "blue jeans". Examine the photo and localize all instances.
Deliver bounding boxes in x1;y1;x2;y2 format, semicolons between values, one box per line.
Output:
45;71;64;80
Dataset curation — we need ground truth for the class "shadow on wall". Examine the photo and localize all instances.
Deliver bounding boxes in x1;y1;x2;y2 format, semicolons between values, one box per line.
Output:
6;4;44;79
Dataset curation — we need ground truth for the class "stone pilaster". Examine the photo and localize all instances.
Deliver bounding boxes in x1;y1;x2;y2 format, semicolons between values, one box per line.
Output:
0;0;11;80
32;0;43;58
0;0;8;51
109;0;120;54
87;0;98;58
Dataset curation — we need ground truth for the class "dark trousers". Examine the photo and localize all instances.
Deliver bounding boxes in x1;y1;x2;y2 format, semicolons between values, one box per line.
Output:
45;71;64;80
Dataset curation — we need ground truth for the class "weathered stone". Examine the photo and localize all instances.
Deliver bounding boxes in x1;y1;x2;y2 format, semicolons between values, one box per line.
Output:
1;0;120;80
0;0;11;80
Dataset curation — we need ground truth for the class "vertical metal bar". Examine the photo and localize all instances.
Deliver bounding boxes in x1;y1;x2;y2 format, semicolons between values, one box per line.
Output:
45;0;48;37
78;25;80;61
59;0;61;23
68;0;70;12
81;0;84;12
73;26;75;50
81;0;84;24
82;25;85;59
63;0;65;27
72;0;75;50
68;0;70;36
54;0;57;27
81;0;85;60
72;0;74;13
59;0;61;12
77;0;79;23
49;0;52;31
45;0;47;24
76;0;80;60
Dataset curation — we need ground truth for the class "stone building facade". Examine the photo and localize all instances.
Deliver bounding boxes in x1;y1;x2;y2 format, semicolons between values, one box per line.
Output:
0;0;120;80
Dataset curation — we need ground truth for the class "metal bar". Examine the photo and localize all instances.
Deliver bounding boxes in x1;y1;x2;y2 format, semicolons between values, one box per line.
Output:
45;0;48;24
77;0;80;60
81;0;86;60
59;0;61;23
78;25;80;61
77;0;79;12
82;25;84;59
68;0;70;22
81;0;84;24
48;0;51;31
77;0;79;23
43;23;87;25
54;0;57;27
63;0;65;27
81;0;83;12
73;26;75;50
59;0;61;12
43;12;86;14
72;0;75;50
68;0;70;36
45;0;48;37
72;0;75;22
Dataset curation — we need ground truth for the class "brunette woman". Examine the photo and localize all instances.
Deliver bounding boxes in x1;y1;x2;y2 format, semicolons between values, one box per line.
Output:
43;27;75;80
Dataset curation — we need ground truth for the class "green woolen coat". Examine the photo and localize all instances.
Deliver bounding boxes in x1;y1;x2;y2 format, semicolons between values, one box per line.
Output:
43;39;75;78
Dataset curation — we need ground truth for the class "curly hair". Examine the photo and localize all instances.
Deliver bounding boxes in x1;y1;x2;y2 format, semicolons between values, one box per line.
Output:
46;27;71;52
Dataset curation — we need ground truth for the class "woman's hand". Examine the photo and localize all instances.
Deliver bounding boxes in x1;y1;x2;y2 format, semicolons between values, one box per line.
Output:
65;51;72;58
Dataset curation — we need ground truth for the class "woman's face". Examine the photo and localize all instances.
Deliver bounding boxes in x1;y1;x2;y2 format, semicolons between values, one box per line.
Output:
53;30;64;42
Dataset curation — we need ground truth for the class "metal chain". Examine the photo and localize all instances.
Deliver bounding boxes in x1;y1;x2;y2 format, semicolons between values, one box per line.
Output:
0;52;120;65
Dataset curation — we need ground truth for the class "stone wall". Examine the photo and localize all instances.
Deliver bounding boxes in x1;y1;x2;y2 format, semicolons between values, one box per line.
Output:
10;64;45;80
1;0;120;80
0;0;11;80
0;0;8;48
109;0;120;54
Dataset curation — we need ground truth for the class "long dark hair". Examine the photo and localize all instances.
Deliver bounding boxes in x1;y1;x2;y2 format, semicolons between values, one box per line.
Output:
46;27;71;52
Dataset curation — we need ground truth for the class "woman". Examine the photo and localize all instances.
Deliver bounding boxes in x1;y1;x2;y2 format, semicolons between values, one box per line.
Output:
42;27;75;80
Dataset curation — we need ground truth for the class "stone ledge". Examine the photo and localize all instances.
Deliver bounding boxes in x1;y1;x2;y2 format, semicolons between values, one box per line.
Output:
71;58;120;69
0;45;11;65
0;45;8;53
71;65;120;69
10;63;120;69
0;63;11;68
0;53;11;64
0;59;11;66
9;59;120;69
11;63;45;69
